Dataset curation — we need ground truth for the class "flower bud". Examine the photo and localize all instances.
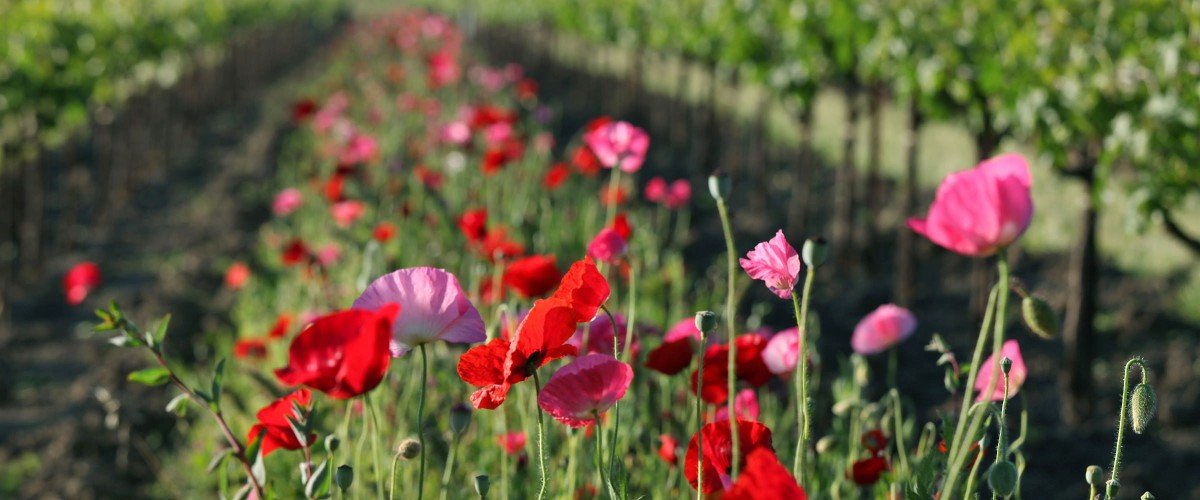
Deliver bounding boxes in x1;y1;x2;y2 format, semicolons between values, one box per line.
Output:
334;465;354;492
1021;295;1058;339
1001;357;1013;375
1106;479;1121;498
398;438;422;459
474;474;491;498
1130;383;1157;434
707;173;730;201
1085;465;1103;487
450;403;473;435
802;237;828;268
816;435;837;454
1141;492;1155;500
695;311;718;334
325;435;340;453
987;460;1018;497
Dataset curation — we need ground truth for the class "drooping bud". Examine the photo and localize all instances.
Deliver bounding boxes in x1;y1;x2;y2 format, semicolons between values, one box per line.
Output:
1021;295;1058;339
802;237;828;268
334;465;354;492
707;172;730;201
398;438;422;459
325;435;340;453
450;403;473;435
1001;357;1013;375
1085;465;1104;487
695;311;718;334
1130;383;1157;434
987;460;1019;497
474;474;491;498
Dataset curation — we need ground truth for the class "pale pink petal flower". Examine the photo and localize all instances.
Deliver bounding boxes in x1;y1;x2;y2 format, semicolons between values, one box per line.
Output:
441;121;471;145
975;340;1027;402
316;244;342;267
762;327;802;375
353;267;486;357
738;230;801;299
851;304;917;356
714;389;760;421
331;200;365;228
584;121;649;173
537;354;634;428
587;228;628;263
907;153;1033;257
272;188;303;217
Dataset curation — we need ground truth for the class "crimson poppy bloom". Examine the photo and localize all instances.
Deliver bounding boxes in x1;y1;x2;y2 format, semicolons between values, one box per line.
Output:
570;145;602;176
587;228;628;264
325;173;345;202
543;162;570;190
849;456;889;485
482;148;510;175
551;257;611;322
861;429;888;455
645;318;702;375
247;389;315;456
457;208;488;243
225;262;251;290
610;213;632;240
414;165;445;190
503;255;562;298
281;239;310;267
723;448;806;499
373;222;397;243
516;78;538;100
684;419;775;493
690;335;772;404
275;304;400;399
469;105;516;129
268;314;293;339
478;227;525;262
63;261;102;305
234;338;268;360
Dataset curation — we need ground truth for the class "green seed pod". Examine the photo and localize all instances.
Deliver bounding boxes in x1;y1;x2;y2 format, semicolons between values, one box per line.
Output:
450;403;473;435
1141;492;1156;500
802;237;828;268
324;435;340;453
334;465;353;492
1085;465;1104;487
695;311;718;334
1021;295;1058;339
1130;383;1157;434
399;438;422;459
474;474;491;498
987;461;1019;497
1001;357;1013;375
707;173;730;201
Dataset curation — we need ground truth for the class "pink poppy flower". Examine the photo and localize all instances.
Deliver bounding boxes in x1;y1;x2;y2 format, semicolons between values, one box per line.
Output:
63;261;102;305
316;244;342;267
331;200;365;228
537;354;634;427
584;120;649;173
353;267;486;356
272;188;303;216
339;133;379;166
441;121;471;145
498;431;526;455
762;327;801;375
975;340;1027;402
587;227;628;263
644;177;668;203
739;230;801;299
907;153;1034;257
225;262;251;290
664;179;692;209
714;389;760;421
484;122;513;147
851;304;917;355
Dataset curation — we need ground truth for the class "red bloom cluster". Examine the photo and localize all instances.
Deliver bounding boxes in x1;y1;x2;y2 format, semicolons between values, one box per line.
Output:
684;420;805;498
457;208;526;262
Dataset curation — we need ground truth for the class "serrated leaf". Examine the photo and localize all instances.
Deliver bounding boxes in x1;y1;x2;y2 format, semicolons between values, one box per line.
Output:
165;393;190;416
127;366;170;386
306;460;330;499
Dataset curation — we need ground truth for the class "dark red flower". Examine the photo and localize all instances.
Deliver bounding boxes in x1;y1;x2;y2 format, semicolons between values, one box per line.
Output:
684;419;775;493
516;78;538;100
645;338;694;375
457;208;488;242
63;261;102;305
373;222;397;243
292;99;318;123
281;239;310;267
690;335;772;404
723;448;807;499
234;338;268;360
247;389;315;456
325;173;345;203
570;145;602;176
611;213;632;240
849;456;889;486
469;105;516;129
268;313;293;339
503;255;562;298
551;257;611;322
479;276;506;304
482;148;510;175
543;162;570;190
862;429;888;455
585;116;613;133
275;305;399;399
658;434;679;465
478;227;525;262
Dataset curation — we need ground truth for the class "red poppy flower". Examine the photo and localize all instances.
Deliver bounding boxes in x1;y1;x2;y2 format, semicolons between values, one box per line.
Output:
497;431;526;455
63;261;102;305
292;99;318;123
268;313;293;339
543;162;570;190
281;239;310;267
862;429;888;455
469;105;516;129
723;448;807;499
482;148;510;175
849;456;889;485
658;434;679;465
599;185;627;207
570;145;602;176
684;419;775;493
503;255;562;298
325;173;345;202
373;222;397;243
585;116;613;133
611;213;632;240
551;258;611;322
690;335;772;404
457;208;488;243
234;338;268;360
247;389;315;456
225;262;251;290
478;227;525;262
275;304;399;399
516;78;538;100
645;338;694;375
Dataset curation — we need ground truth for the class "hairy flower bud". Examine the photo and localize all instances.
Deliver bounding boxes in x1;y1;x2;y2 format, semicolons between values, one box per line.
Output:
707;173;730;201
474;474;491;498
1130;383;1157;434
802;237;828;268
1085;465;1104;487
1021;295;1058;339
334;465;354;492
399;438;422;459
987;460;1018;497
1106;479;1121;498
695;311;718;334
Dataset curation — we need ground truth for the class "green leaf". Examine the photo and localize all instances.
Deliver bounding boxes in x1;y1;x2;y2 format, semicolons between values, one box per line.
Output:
165;393;190;416
127;367;170;386
153;314;171;345
210;358;226;411
305;459;330;499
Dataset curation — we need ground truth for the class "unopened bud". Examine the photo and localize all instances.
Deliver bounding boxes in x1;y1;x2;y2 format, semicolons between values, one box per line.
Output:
1021;296;1058;339
325;435;340;453
398;438;422;459
987;460;1018;497
334;465;354;491
474;474;491;498
802;237;828;268
707;173;730;201
1106;479;1121;498
1141;492;1155;500
450;403;473;435
1001;357;1013;375
1130;383;1157;434
816;435;837;454
1085;465;1103;487
695;311;718;334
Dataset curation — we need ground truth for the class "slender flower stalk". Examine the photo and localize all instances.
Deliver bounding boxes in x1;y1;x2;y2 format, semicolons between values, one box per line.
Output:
533;371;548;500
714;194;740;479
991;367;1012;500
417;345;429;499
439;433;460;500
789;266;815;480
593;411;617;499
889;389;910;481
1108;358;1150;499
693;311;715;498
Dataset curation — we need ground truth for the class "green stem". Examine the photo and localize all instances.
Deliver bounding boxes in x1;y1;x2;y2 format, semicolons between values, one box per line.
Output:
695;323;707;499
389;451;403;500
789;267;815;480
367;394;384;499
890;389;910;481
1108;358;1148;498
417;345;429;500
594;412;616;499
533;370;548;500
440;434;459;500
605;167;622;224
991;371;1012;500
714;197;739;479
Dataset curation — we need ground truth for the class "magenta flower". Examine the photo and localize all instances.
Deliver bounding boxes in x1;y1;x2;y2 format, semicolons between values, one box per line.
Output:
714;389;760;421
975;340;1027;402
353;267;486;356
273;188;303;216
739;230;802;299
537;354;633;427
850;304;917;356
762;327;802;375
907;153;1033;257
587;227;628;263
584;120;649;173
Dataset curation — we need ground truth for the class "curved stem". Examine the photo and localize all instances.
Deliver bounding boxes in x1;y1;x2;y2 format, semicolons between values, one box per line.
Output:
715;196;739;479
533;370;548;500
389;451;403;500
1108;358;1148;498
789;267;815;480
